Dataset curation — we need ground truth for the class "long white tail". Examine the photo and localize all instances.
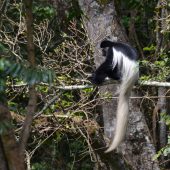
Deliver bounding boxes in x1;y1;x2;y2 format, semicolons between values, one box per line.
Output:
105;53;139;153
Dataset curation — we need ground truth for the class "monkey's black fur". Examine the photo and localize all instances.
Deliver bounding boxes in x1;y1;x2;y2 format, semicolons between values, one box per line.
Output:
91;46;121;84
90;39;139;152
90;40;138;85
100;40;138;60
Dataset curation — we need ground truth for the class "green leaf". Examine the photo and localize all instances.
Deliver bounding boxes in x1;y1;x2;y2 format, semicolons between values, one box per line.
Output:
143;44;156;51
0;59;55;85
163;147;170;156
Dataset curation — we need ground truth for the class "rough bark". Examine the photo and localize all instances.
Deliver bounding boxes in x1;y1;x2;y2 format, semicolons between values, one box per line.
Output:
78;0;160;169
122;90;159;170
0;139;8;170
0;103;25;170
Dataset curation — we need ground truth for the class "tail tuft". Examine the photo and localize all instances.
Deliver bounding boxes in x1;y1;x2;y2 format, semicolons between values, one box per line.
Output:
105;65;139;153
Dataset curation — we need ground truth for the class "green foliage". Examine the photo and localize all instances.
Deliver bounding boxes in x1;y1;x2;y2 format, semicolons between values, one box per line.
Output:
140;44;170;81
0;59;55;86
8;101;19;112
33;5;55;20
153;135;170;160
0;43;9;56
160;113;170;127
31;162;50;170
124;0;144;9
82;88;93;93
121;16;130;28
6;2;22;22
118;0;156;46
143;44;156;52
30;133;94;170
66;1;82;21
153;113;170;160
0;79;6;91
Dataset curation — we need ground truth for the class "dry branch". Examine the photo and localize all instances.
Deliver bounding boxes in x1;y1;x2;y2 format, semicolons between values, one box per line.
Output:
12;80;170;90
140;81;170;87
55;80;170;90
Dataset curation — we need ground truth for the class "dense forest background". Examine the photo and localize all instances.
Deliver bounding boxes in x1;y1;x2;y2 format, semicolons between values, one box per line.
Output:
0;0;170;169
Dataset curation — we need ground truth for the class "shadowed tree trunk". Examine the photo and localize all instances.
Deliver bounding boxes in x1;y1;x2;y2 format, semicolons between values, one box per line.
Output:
78;0;160;169
0;103;25;170
0;137;8;170
0;0;37;169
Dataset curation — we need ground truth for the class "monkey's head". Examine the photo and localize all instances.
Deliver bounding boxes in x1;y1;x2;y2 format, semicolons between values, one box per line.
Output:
100;39;114;57
101;48;108;57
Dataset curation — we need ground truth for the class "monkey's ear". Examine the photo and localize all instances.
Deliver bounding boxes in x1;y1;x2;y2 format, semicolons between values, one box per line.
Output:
100;40;114;48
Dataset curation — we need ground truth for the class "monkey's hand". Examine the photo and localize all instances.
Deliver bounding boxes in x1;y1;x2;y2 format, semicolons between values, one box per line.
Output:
87;73;97;84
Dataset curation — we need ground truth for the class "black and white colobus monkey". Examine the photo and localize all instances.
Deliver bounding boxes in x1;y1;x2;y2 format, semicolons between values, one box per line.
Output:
90;40;139;153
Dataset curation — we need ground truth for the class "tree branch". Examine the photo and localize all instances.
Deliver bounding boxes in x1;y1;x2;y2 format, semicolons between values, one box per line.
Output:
34;92;62;118
12;80;170;90
0;104;25;170
19;0;37;153
55;80;170;90
140;81;170;87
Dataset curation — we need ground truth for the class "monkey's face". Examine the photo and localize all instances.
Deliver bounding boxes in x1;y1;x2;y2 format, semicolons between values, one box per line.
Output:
102;48;107;56
101;47;109;57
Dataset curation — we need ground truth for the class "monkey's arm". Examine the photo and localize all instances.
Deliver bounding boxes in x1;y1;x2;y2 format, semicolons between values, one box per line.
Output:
89;62;113;85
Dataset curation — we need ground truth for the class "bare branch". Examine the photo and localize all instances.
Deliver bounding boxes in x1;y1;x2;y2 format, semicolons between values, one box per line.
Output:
140;81;170;87
34;92;62;118
56;80;170;90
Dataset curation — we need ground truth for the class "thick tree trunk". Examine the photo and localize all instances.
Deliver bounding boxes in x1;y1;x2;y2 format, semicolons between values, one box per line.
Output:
0;1;36;169
78;0;160;169
19;0;37;155
0;103;25;170
0;139;8;170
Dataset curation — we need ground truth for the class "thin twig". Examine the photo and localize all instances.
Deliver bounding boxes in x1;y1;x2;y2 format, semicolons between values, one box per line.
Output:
34;92;62;118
